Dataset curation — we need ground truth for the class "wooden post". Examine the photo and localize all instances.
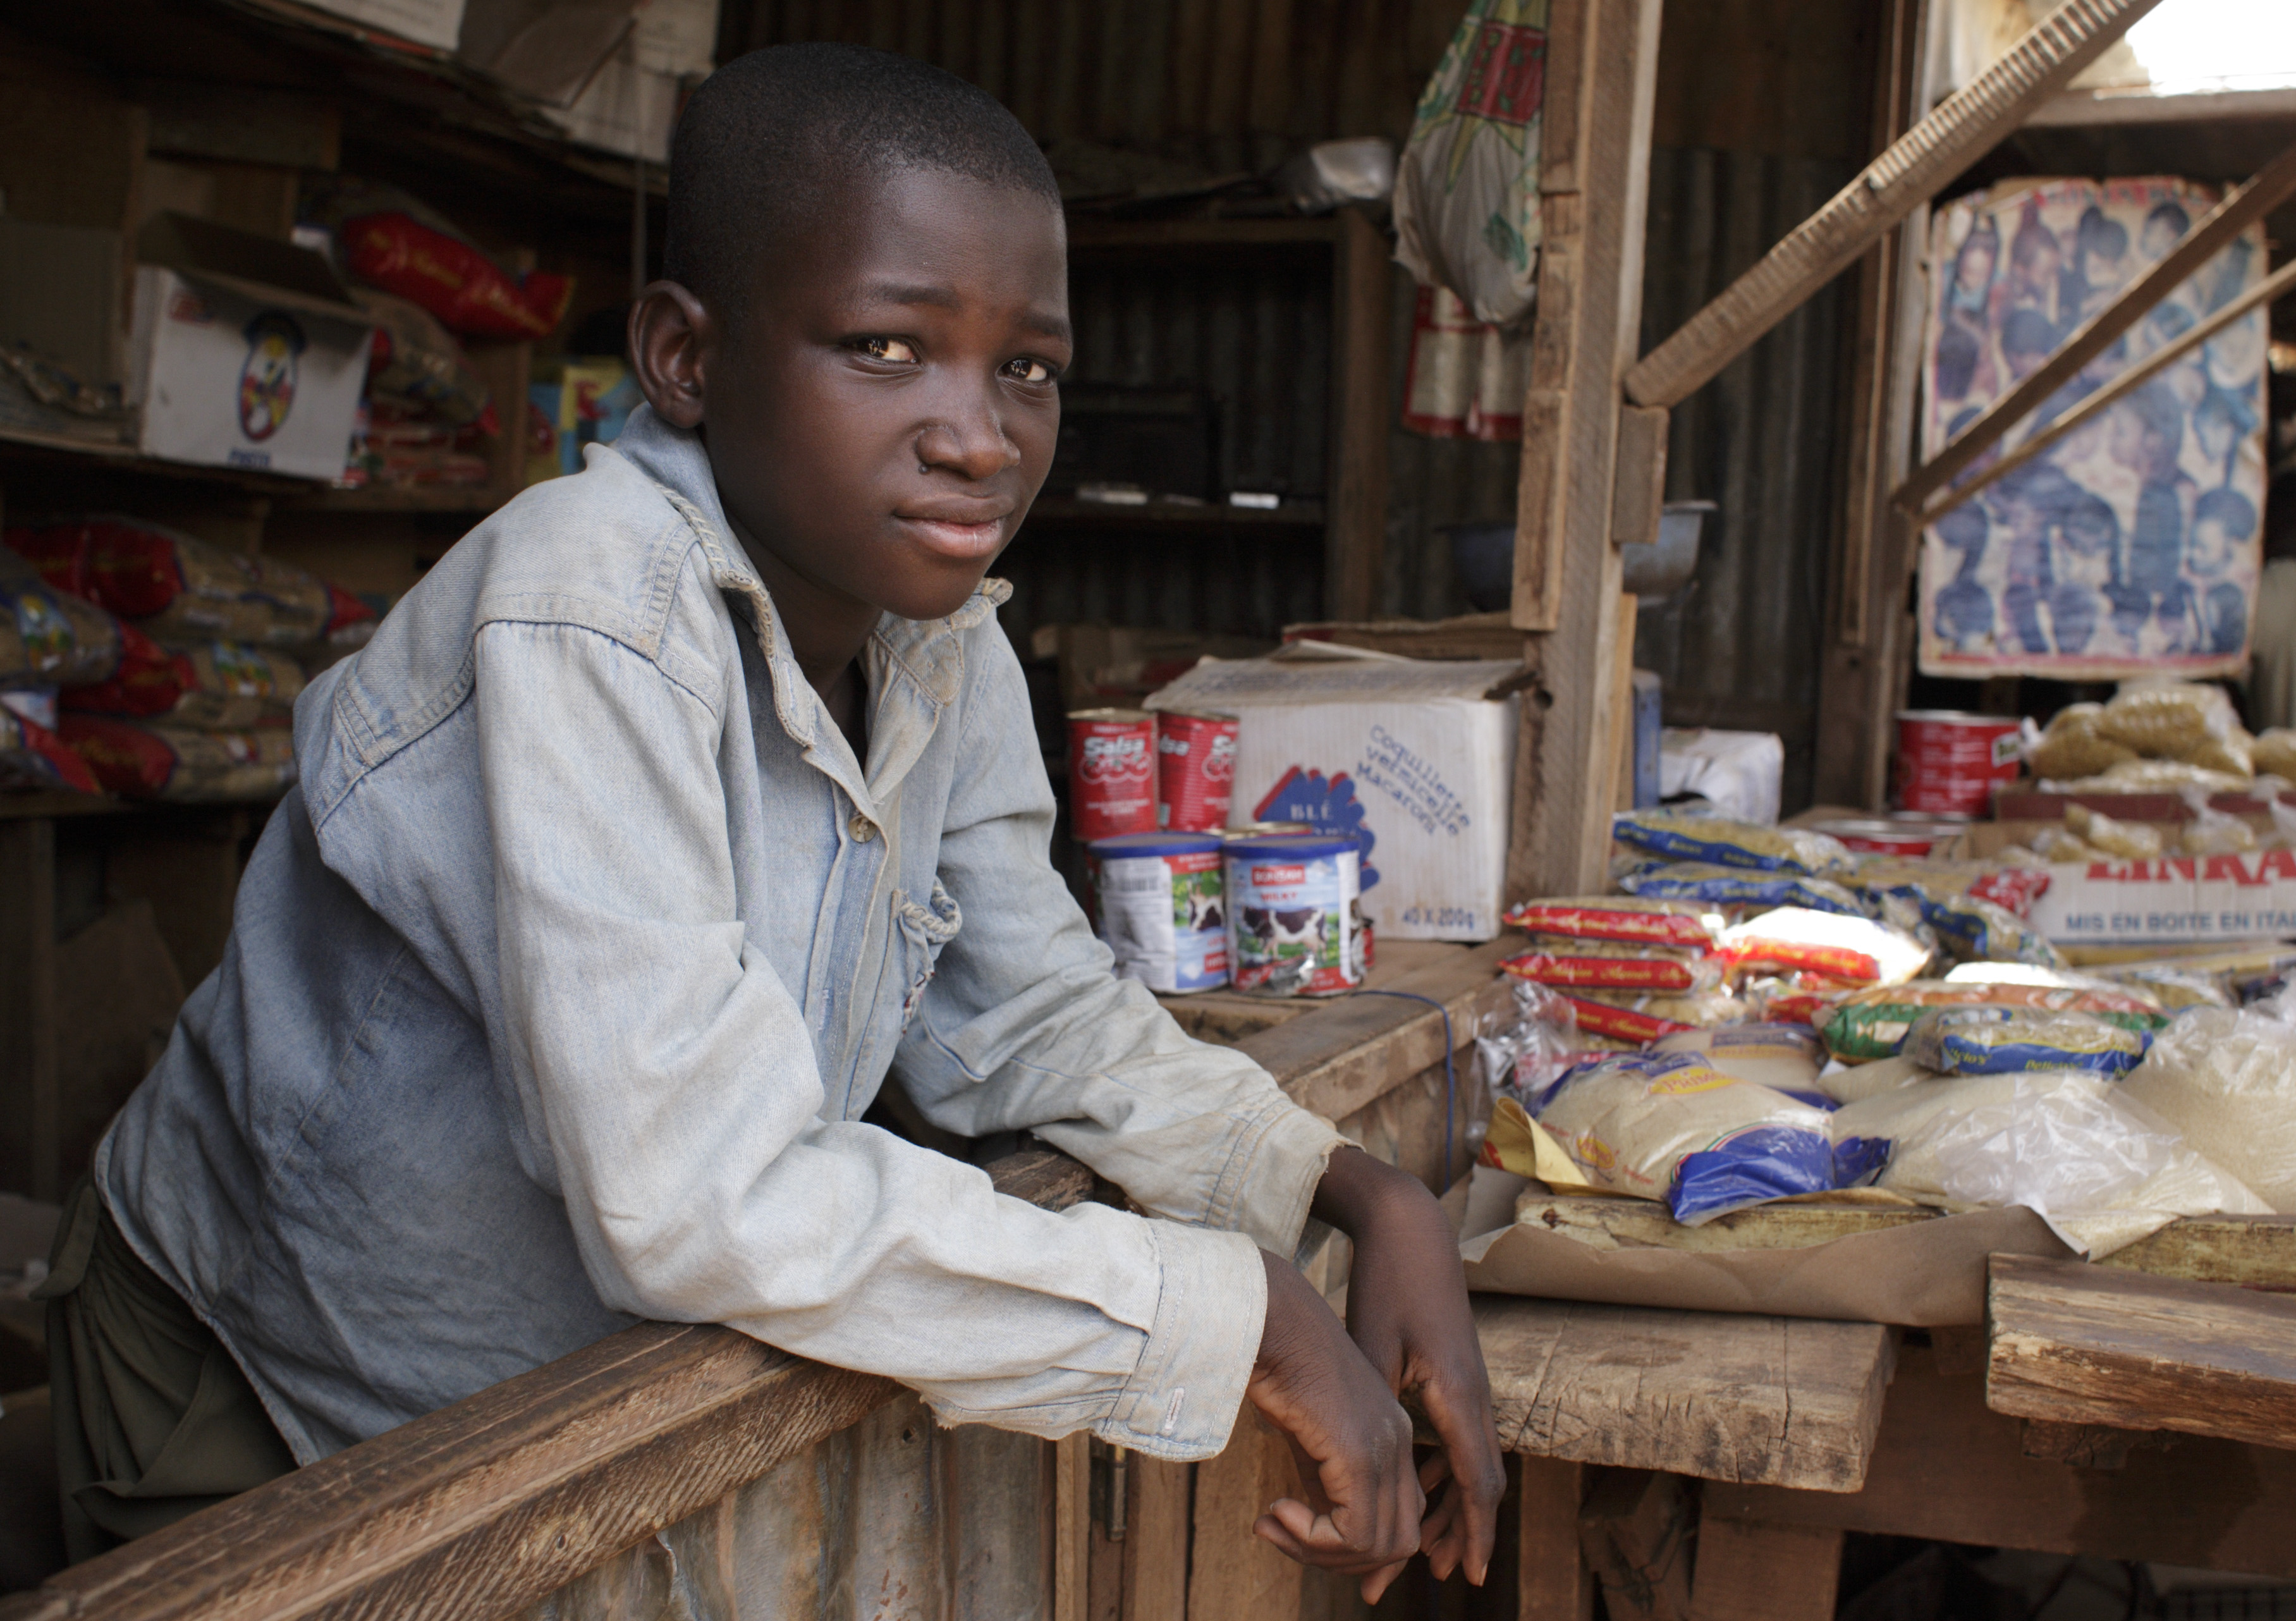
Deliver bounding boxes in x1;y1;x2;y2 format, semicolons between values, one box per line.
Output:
0;817;59;1201
1517;1455;1594;1621
1506;0;1664;902
1687;1517;1844;1621
1118;1456;1188;1621
1326;207;1391;622
1055;1431;1090;1621
1183;1410;1303;1619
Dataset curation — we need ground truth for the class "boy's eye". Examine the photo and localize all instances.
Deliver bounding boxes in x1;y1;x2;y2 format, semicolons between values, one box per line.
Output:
1004;357;1058;385
855;336;919;364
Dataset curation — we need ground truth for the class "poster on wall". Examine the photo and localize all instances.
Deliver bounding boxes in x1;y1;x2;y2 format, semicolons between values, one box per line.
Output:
1916;176;2270;680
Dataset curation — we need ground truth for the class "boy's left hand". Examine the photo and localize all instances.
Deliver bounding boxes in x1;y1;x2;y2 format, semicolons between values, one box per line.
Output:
1310;1146;1507;1590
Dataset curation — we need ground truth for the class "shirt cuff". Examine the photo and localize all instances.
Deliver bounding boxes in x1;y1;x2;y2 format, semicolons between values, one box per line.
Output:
1099;1220;1266;1460
1208;1095;1348;1260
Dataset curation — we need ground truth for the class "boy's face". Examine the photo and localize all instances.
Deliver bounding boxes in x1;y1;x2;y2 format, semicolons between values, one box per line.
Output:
658;167;1071;625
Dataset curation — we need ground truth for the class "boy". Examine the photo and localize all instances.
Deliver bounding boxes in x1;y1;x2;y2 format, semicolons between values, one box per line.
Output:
44;44;1503;1600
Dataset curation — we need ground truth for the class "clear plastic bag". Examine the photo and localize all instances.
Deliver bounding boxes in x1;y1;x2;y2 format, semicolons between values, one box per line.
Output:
2122;998;2296;1212
1828;1070;2266;1256
1474;978;1583;1111
2178;784;2258;855
2066;803;2163;861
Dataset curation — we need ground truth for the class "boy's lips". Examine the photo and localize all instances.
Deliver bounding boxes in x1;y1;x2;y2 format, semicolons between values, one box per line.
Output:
897;506;1011;560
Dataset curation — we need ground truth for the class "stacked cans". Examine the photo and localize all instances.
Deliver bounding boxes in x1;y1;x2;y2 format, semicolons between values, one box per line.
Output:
1089;831;1228;993
1893;711;2023;817
1066;707;1240;837
1223;833;1367;998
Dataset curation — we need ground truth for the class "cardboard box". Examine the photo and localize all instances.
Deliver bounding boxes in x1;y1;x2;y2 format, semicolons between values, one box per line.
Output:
128;214;373;481
1146;643;1520;943
303;0;467;50
1969;807;2296;945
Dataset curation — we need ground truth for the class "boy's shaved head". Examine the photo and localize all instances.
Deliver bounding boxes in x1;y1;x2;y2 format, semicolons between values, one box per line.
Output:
664;43;1061;312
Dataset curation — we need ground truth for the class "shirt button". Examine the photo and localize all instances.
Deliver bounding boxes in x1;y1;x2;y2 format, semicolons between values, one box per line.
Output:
849;814;878;842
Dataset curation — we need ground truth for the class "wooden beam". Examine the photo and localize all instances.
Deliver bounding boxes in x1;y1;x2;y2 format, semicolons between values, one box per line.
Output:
1118;1455;1188;1621
1911;255;2296;526
1623;0;2168;410
0;818;59;1202
1704;1340;2296;1579
1687;1518;1843;1621
1518;1456;1596;1621
1182;1409;1302;1620
1577;1470;1694;1621
1510;0;1664;899
1475;1295;1895;1493
1895;138;2296;515
0;1150;1097;1621
1054;1431;1090;1621
1988;1254;2296;1452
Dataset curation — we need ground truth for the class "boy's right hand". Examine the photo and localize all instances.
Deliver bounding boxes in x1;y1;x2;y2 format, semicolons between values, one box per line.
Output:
1245;1248;1424;1601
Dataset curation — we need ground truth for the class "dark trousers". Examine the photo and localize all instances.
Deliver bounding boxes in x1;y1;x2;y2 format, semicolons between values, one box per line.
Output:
37;1179;296;1563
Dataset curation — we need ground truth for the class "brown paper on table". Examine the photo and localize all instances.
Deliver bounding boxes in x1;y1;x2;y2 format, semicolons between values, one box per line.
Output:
1460;1169;2073;1326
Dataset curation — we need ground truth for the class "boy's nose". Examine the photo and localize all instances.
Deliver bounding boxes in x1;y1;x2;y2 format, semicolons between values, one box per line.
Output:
914;410;1020;484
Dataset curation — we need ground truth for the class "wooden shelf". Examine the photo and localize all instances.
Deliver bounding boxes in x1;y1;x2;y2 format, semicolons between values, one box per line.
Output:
2029;83;2296;128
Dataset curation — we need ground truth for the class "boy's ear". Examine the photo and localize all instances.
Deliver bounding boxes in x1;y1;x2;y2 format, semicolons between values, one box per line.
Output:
629;281;714;430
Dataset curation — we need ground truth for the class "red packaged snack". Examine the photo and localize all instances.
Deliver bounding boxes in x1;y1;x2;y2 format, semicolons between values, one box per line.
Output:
58;620;194;719
0;705;101;795
1503;951;1714;993
342;214;573;340
61;717;295;802
1503;898;1719;951
1560;995;1695;1044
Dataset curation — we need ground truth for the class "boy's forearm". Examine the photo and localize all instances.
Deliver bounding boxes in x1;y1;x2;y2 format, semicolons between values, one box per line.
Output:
1310;1144;1447;1240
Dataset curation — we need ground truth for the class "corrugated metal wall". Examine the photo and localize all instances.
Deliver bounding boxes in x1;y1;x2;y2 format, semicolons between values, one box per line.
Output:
1635;149;1859;812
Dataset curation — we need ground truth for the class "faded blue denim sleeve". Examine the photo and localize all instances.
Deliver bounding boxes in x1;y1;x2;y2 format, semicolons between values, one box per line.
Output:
896;626;1346;1439
477;618;1276;1459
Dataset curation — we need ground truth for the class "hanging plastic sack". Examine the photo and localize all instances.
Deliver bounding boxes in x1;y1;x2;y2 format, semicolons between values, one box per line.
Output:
1611;809;1853;876
1528;1051;1845;1224
2122;1001;2296;1211
1903;1006;2151;1077
1828;1070;2266;1257
1391;0;1549;329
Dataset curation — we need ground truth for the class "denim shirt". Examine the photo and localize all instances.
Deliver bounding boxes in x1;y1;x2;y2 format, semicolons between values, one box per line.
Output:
99;405;1340;1465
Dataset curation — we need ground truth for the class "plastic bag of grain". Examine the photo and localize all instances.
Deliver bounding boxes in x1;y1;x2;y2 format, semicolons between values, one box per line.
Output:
1821;979;2166;1063
1614;862;1868;917
1903;1006;2151;1077
61;716;295;802
2029;702;2135;781
1828;1070;2266;1256
1527;1051;1843;1223
1719;907;1933;988
1652;1024;1824;1095
1611;809;1853;876
2121;1001;2296;1211
8;516;329;648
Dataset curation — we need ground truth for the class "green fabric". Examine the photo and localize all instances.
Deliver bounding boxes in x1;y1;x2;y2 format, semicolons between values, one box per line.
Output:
37;1179;296;1563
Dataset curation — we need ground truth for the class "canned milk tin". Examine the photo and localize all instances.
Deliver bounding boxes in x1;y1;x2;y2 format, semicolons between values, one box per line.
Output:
1224;833;1366;998
1893;710;2022;818
1156;709;1240;832
1068;708;1159;841
1089;832;1228;993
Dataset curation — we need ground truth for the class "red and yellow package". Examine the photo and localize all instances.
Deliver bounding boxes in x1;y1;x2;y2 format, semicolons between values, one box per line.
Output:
1503;896;1719;951
1561;995;1696;1044
1503;951;1718;993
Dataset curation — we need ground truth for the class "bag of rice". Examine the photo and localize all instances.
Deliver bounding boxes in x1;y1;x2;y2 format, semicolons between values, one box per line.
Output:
1611;809;1853;876
1828;1070;2266;1256
63;638;303;730
1529;1051;1844;1223
1903;1006;2151;1077
1615;862;1867;916
1;575;118;689
1864;883;2062;968
0;700;100;794
1718;906;1932;987
1652;1024;1823;1094
2121;1003;2296;1211
9;516;330;648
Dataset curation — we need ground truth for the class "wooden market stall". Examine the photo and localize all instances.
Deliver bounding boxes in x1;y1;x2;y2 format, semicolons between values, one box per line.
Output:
10;0;2296;1617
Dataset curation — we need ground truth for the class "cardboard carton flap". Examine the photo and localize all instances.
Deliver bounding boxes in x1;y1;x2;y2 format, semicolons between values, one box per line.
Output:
1147;652;1525;709
137;213;372;326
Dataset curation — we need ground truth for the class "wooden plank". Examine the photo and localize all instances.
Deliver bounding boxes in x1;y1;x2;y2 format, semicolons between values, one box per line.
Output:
1703;1340;2296;1579
0;1149;1095;1621
1622;0;2168;410
1517;1455;1594;1621
0;819;59;1201
1120;1456;1188;1621
1987;1254;2296;1451
1512;1191;1938;1254
1510;0;1662;898
1281;611;1532;663
1325;207;1391;623
1910;255;2296;527
1893;137;2296;515
1576;1470;1692;1621
2104;1213;2296;1287
1607;406;1668;549
1056;1431;1090;1621
1233;939;1517;1123
1475;1295;1894;1493
1183;1409;1302;1621
1687;1518;1843;1621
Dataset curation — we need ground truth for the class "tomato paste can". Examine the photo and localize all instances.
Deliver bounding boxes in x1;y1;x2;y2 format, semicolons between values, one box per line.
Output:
1089;831;1228;992
1802;816;1954;857
1068;708;1158;841
1224;833;1366;997
1893;711;2023;818
1155;709;1240;832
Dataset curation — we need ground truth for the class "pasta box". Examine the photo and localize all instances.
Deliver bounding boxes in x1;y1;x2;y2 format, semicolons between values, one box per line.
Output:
1968;802;2296;945
1145;642;1522;942
128;213;374;482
